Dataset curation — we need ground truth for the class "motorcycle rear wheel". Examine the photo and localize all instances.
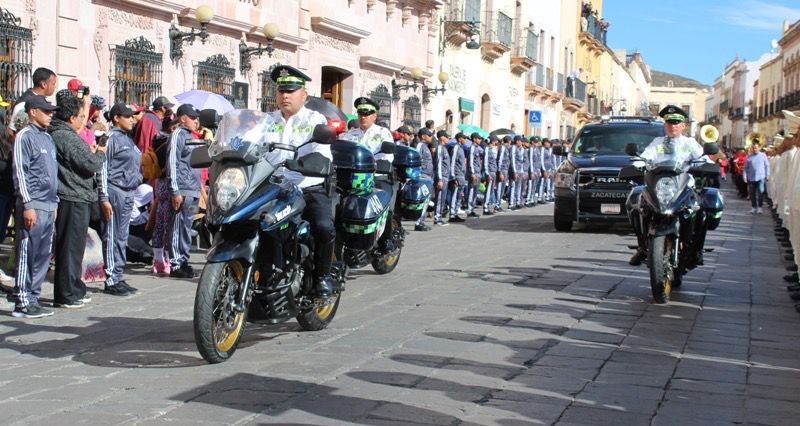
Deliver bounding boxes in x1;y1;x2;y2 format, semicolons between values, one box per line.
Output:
297;294;341;331
372;217;403;274
648;235;675;303
194;261;248;364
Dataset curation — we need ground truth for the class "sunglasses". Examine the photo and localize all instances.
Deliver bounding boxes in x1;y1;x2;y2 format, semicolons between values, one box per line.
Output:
665;120;683;125
357;110;376;116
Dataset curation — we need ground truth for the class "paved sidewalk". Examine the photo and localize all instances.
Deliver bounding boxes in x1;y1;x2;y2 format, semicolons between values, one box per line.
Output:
0;180;799;425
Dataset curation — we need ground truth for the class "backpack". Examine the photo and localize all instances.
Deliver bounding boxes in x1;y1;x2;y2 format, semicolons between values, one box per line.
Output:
141;132;170;180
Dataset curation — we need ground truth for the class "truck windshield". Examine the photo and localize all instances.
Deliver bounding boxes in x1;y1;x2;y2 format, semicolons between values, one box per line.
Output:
572;126;664;155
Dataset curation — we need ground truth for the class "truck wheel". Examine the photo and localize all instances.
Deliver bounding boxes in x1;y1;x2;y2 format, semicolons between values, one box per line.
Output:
554;217;573;231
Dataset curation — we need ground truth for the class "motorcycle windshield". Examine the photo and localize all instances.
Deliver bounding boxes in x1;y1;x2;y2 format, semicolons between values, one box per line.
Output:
646;155;684;175
208;109;273;163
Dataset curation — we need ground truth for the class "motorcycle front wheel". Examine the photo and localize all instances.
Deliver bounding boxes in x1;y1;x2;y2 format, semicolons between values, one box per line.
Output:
296;268;341;331
194;261;248;364
648;235;676;303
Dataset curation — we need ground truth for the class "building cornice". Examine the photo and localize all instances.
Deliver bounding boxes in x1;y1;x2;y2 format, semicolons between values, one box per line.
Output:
358;56;431;79
311;17;371;42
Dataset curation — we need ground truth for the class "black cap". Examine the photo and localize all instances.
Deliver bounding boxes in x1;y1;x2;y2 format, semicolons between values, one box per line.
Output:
513;135;523;142
470;132;483;140
109;102;134;118
489;135;499;142
176;104;199;118
270;65;311;91
502;135;512;143
436;130;450;139
659;105;687;123
418;128;433;137
529;135;541;142
397;125;413;135
455;132;467;140
354;97;380;114
152;96;175;110
25;95;58;113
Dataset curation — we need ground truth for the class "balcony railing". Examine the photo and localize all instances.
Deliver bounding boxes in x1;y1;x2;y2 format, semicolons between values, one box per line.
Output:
527;63;545;87
719;100;729;113
514;29;538;60
556;72;564;93
446;0;481;23
581;14;608;47
573;78;586;101
545;67;554;91
482;10;513;47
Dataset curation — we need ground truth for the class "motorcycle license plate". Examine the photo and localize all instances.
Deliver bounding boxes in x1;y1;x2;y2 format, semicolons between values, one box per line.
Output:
601;204;621;214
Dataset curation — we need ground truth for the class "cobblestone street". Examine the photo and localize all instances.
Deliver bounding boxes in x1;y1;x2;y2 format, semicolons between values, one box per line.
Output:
1;181;799;425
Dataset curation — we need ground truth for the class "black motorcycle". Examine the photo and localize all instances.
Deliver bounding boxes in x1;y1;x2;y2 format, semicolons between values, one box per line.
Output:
620;142;723;303
190;110;344;363
331;140;409;274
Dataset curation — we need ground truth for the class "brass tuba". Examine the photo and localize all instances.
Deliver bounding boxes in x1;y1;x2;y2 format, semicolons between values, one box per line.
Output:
745;131;764;150
700;124;719;143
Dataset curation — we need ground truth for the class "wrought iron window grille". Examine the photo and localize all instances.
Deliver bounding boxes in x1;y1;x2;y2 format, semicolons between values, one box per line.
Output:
195;54;235;102
258;63;281;112
403;95;421;130
110;36;163;106
369;84;392;126
0;6;32;105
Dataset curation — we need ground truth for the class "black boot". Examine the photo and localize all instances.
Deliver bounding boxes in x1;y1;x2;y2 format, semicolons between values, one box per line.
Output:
314;241;335;299
629;249;647;266
314;276;333;299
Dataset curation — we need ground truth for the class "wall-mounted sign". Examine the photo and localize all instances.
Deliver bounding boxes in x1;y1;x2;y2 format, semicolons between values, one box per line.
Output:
233;82;249;109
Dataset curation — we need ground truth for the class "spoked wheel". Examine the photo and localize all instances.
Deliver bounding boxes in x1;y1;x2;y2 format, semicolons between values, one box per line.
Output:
193;261;248;363
648;235;676;304
372;217;403;274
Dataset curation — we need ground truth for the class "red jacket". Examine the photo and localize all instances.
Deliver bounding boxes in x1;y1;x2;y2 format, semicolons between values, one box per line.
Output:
133;111;163;153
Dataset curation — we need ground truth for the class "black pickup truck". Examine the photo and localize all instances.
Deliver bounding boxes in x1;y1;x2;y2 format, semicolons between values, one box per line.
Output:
552;116;664;231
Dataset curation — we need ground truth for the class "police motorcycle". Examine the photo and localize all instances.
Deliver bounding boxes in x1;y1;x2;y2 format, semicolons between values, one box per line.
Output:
620;141;723;303
189;110;344;363
331;141;425;274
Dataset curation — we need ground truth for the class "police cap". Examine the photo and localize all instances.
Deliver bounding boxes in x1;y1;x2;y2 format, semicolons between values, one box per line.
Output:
659;105;688;123
436;130;450;139
354;97;380;114
270;65;311;91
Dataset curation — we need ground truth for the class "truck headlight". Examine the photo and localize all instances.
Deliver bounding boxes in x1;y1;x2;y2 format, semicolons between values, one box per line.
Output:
214;168;247;211
555;172;575;189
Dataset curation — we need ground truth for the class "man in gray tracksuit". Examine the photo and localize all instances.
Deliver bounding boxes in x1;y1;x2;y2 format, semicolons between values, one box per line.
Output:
465;132;483;217
414;128;434;231
166;104;202;278
528;137;543;205
433;130;451;225
508;136;525;210
449;133;467;222
495;136;511;211
540;138;555;202
483;135;499;215
11;96;59;318
520;139;530;208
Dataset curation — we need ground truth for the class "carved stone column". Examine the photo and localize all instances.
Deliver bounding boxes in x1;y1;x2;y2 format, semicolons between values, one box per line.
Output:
386;0;398;19
402;6;413;26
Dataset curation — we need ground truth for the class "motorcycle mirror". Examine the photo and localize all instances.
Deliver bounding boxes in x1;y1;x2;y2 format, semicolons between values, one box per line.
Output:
624;143;639;156
310;124;336;145
380;141;396;155
703;142;719;156
190;146;212;168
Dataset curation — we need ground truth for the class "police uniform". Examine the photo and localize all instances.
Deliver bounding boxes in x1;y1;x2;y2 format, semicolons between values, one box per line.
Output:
263;66;336;297
520;140;530;207
448;134;467;221
414;128;435;229
433;132;451;224
495;137;511;210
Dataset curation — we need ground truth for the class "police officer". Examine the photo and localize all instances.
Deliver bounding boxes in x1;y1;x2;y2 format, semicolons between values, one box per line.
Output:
529;136;542;205
433;130;451;226
262;65;336;298
629;105;705;267
343;97;396;250
483;135;499;215
414;128;435;231
97;103;142;296
519;137;531;208
11;96;59;318
508;135;525;210
495;136;512;211
466;132;483;217
539;138;555;202
449;133;468;222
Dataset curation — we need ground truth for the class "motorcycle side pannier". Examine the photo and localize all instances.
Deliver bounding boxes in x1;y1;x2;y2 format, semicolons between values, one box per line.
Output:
700;187;724;230
338;189;392;250
393;145;422;181
399;180;431;220
332;141;376;195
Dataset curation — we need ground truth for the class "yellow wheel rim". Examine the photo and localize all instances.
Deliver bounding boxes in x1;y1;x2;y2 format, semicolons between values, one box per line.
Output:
214;261;246;353
316;294;338;320
663;237;674;297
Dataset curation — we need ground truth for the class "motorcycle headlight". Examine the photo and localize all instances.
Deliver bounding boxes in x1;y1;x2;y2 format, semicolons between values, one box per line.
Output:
555;172;575;189
214;168;247;211
655;177;678;211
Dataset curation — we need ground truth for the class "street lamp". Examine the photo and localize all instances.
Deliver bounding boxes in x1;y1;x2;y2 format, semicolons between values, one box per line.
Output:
169;5;214;61
391;67;424;100
422;71;449;104
239;23;280;73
